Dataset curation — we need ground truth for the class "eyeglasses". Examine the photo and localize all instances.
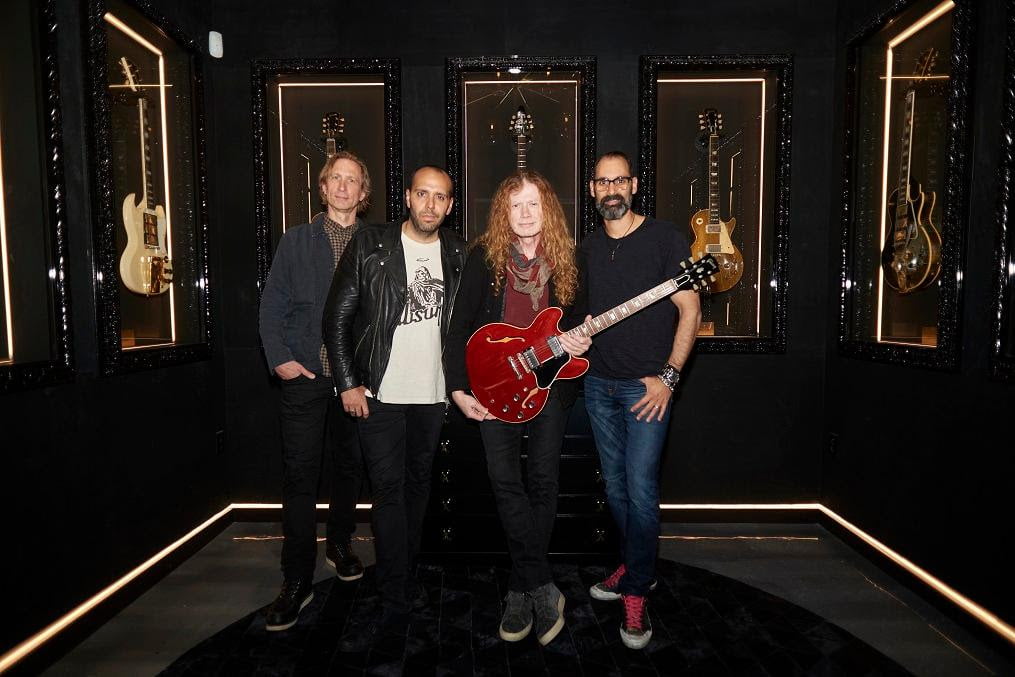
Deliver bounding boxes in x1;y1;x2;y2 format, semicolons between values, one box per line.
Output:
592;176;632;189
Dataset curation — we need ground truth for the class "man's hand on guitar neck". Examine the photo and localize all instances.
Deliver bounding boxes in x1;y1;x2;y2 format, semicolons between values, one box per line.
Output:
560;316;593;356
452;390;494;422
275;360;316;380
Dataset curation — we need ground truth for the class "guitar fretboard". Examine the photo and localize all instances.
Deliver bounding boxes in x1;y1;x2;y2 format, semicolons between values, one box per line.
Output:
708;133;720;226
139;97;155;213
516;136;528;170
565;274;690;340
894;89;916;230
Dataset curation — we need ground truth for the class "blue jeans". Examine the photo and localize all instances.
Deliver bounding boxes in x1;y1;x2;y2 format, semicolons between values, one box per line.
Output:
584;374;670;595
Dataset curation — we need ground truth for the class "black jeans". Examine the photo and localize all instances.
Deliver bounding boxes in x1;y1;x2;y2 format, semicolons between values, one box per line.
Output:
357;398;445;614
279;374;363;582
479;394;569;592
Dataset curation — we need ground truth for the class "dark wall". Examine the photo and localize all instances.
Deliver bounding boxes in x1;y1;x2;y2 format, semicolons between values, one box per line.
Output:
1;0;227;655
209;0;838;504
824;0;1014;621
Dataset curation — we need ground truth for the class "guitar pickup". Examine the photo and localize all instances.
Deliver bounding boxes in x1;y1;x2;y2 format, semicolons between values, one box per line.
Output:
521;347;539;370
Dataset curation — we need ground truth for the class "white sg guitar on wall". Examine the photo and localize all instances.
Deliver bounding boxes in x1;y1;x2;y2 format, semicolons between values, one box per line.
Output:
117;57;173;296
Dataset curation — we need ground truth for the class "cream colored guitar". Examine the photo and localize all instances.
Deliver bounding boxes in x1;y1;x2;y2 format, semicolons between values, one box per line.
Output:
117;57;172;296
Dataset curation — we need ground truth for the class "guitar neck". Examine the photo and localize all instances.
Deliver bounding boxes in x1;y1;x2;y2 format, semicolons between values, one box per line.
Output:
516;136;528;171
326;138;337;159
139;97;155;211
894;90;916;225
708;133;720;225
566;276;686;340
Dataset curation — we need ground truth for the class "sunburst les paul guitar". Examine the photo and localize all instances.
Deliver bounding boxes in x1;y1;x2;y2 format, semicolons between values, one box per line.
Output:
689;109;743;293
117;57;173;296
510;106;533;170
466;254;718;424
880;49;942;294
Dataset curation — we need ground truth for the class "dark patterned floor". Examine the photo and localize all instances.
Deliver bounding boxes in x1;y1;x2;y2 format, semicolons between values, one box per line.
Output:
161;559;910;676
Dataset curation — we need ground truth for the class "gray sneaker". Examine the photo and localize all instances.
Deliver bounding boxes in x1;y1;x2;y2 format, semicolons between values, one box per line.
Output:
498;590;532;641
530;581;565;646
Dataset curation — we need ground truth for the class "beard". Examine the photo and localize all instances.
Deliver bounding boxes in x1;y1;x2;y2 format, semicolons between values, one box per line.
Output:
596;194;630;220
409;209;442;234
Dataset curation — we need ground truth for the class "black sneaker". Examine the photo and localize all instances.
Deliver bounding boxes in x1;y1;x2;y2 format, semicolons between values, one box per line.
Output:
498;590;533;642
338;609;409;652
530;581;565;646
265;579;314;631
619;594;652;649
326;540;364;581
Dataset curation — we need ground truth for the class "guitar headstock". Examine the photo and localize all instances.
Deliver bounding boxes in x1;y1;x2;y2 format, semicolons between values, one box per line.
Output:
675;254;719;292
321;112;347;153
698;108;722;136
510;106;533;140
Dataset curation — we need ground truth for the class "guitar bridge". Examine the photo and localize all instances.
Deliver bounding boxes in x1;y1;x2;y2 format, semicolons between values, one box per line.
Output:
507;355;523;379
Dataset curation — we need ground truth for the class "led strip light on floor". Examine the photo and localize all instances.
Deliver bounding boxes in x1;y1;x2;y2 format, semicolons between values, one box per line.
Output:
1;501;1012;673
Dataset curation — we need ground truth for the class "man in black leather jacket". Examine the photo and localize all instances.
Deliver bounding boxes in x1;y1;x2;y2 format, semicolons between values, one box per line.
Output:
324;166;466;651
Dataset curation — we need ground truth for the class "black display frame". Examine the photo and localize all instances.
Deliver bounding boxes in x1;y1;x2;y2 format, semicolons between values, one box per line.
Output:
638;55;793;355
445;56;597;240
0;0;73;392
992;0;1015;380
837;0;974;370
85;0;212;375
252;58;402;290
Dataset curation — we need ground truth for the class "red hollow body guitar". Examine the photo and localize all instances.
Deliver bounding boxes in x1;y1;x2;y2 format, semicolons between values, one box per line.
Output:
465;254;718;423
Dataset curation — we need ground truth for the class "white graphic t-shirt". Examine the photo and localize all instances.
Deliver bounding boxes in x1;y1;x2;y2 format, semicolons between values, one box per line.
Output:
376;233;446;404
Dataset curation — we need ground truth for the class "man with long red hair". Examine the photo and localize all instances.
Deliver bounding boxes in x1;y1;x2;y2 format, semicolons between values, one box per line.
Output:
446;171;590;646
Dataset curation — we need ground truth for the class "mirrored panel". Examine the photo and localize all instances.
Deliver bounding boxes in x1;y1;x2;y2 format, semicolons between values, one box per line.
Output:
639;56;791;353
839;0;972;369
993;0;1015;379
446;57;596;241
0;0;72;391
88;0;210;373
253;59;402;287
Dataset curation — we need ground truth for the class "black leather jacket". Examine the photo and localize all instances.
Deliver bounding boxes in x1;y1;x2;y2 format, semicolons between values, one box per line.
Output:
323;222;467;394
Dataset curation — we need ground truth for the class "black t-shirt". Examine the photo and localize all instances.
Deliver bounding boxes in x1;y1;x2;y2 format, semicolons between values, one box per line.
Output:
580;216;691;379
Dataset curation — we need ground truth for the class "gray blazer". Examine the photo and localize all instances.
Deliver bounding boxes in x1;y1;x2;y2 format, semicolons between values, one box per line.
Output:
258;214;362;375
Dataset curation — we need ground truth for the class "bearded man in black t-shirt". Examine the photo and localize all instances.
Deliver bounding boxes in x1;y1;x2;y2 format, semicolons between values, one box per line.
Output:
575;151;701;650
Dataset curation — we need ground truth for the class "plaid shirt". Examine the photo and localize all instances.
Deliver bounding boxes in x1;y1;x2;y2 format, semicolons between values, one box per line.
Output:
319;215;360;376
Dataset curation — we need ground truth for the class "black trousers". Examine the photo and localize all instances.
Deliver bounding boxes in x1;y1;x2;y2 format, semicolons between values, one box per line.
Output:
479;394;569;592
279;374;363;581
357;398;445;614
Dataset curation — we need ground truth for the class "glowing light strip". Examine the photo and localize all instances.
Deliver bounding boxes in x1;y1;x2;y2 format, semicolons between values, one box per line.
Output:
276;82;383;233
104;13;176;343
3;498;1012;673
659;78;766;335
462;79;580;241
876;0;954;343
0;505;233;674
230;502;374;510
0;112;13;364
817;503;1015;645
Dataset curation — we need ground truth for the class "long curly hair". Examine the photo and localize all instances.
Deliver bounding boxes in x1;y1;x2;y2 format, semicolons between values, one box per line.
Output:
476;171;577;306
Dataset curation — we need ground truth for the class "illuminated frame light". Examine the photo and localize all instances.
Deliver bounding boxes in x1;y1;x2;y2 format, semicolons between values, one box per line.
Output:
2;499;1012;673
462;78;581;241
658;78;767;337
874;0;955;346
104;12;178;348
276;81;385;233
0;114;13;364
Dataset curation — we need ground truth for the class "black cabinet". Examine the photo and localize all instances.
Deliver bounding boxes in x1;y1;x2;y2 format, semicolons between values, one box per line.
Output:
423;395;617;554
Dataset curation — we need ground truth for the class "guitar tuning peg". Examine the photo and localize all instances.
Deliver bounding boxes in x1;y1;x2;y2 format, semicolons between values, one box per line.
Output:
709;275;716;282
680;260;687;268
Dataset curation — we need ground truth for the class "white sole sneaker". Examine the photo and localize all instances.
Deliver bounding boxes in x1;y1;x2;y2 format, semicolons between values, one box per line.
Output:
265;591;314;632
536;593;566;646
326;556;364;582
620;625;652;649
589;579;658;601
498;619;532;642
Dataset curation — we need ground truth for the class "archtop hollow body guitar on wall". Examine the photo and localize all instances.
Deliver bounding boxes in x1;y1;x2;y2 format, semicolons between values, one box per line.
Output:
880;49;942;295
466;255;718;423
689;108;743;294
116;57;173;296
